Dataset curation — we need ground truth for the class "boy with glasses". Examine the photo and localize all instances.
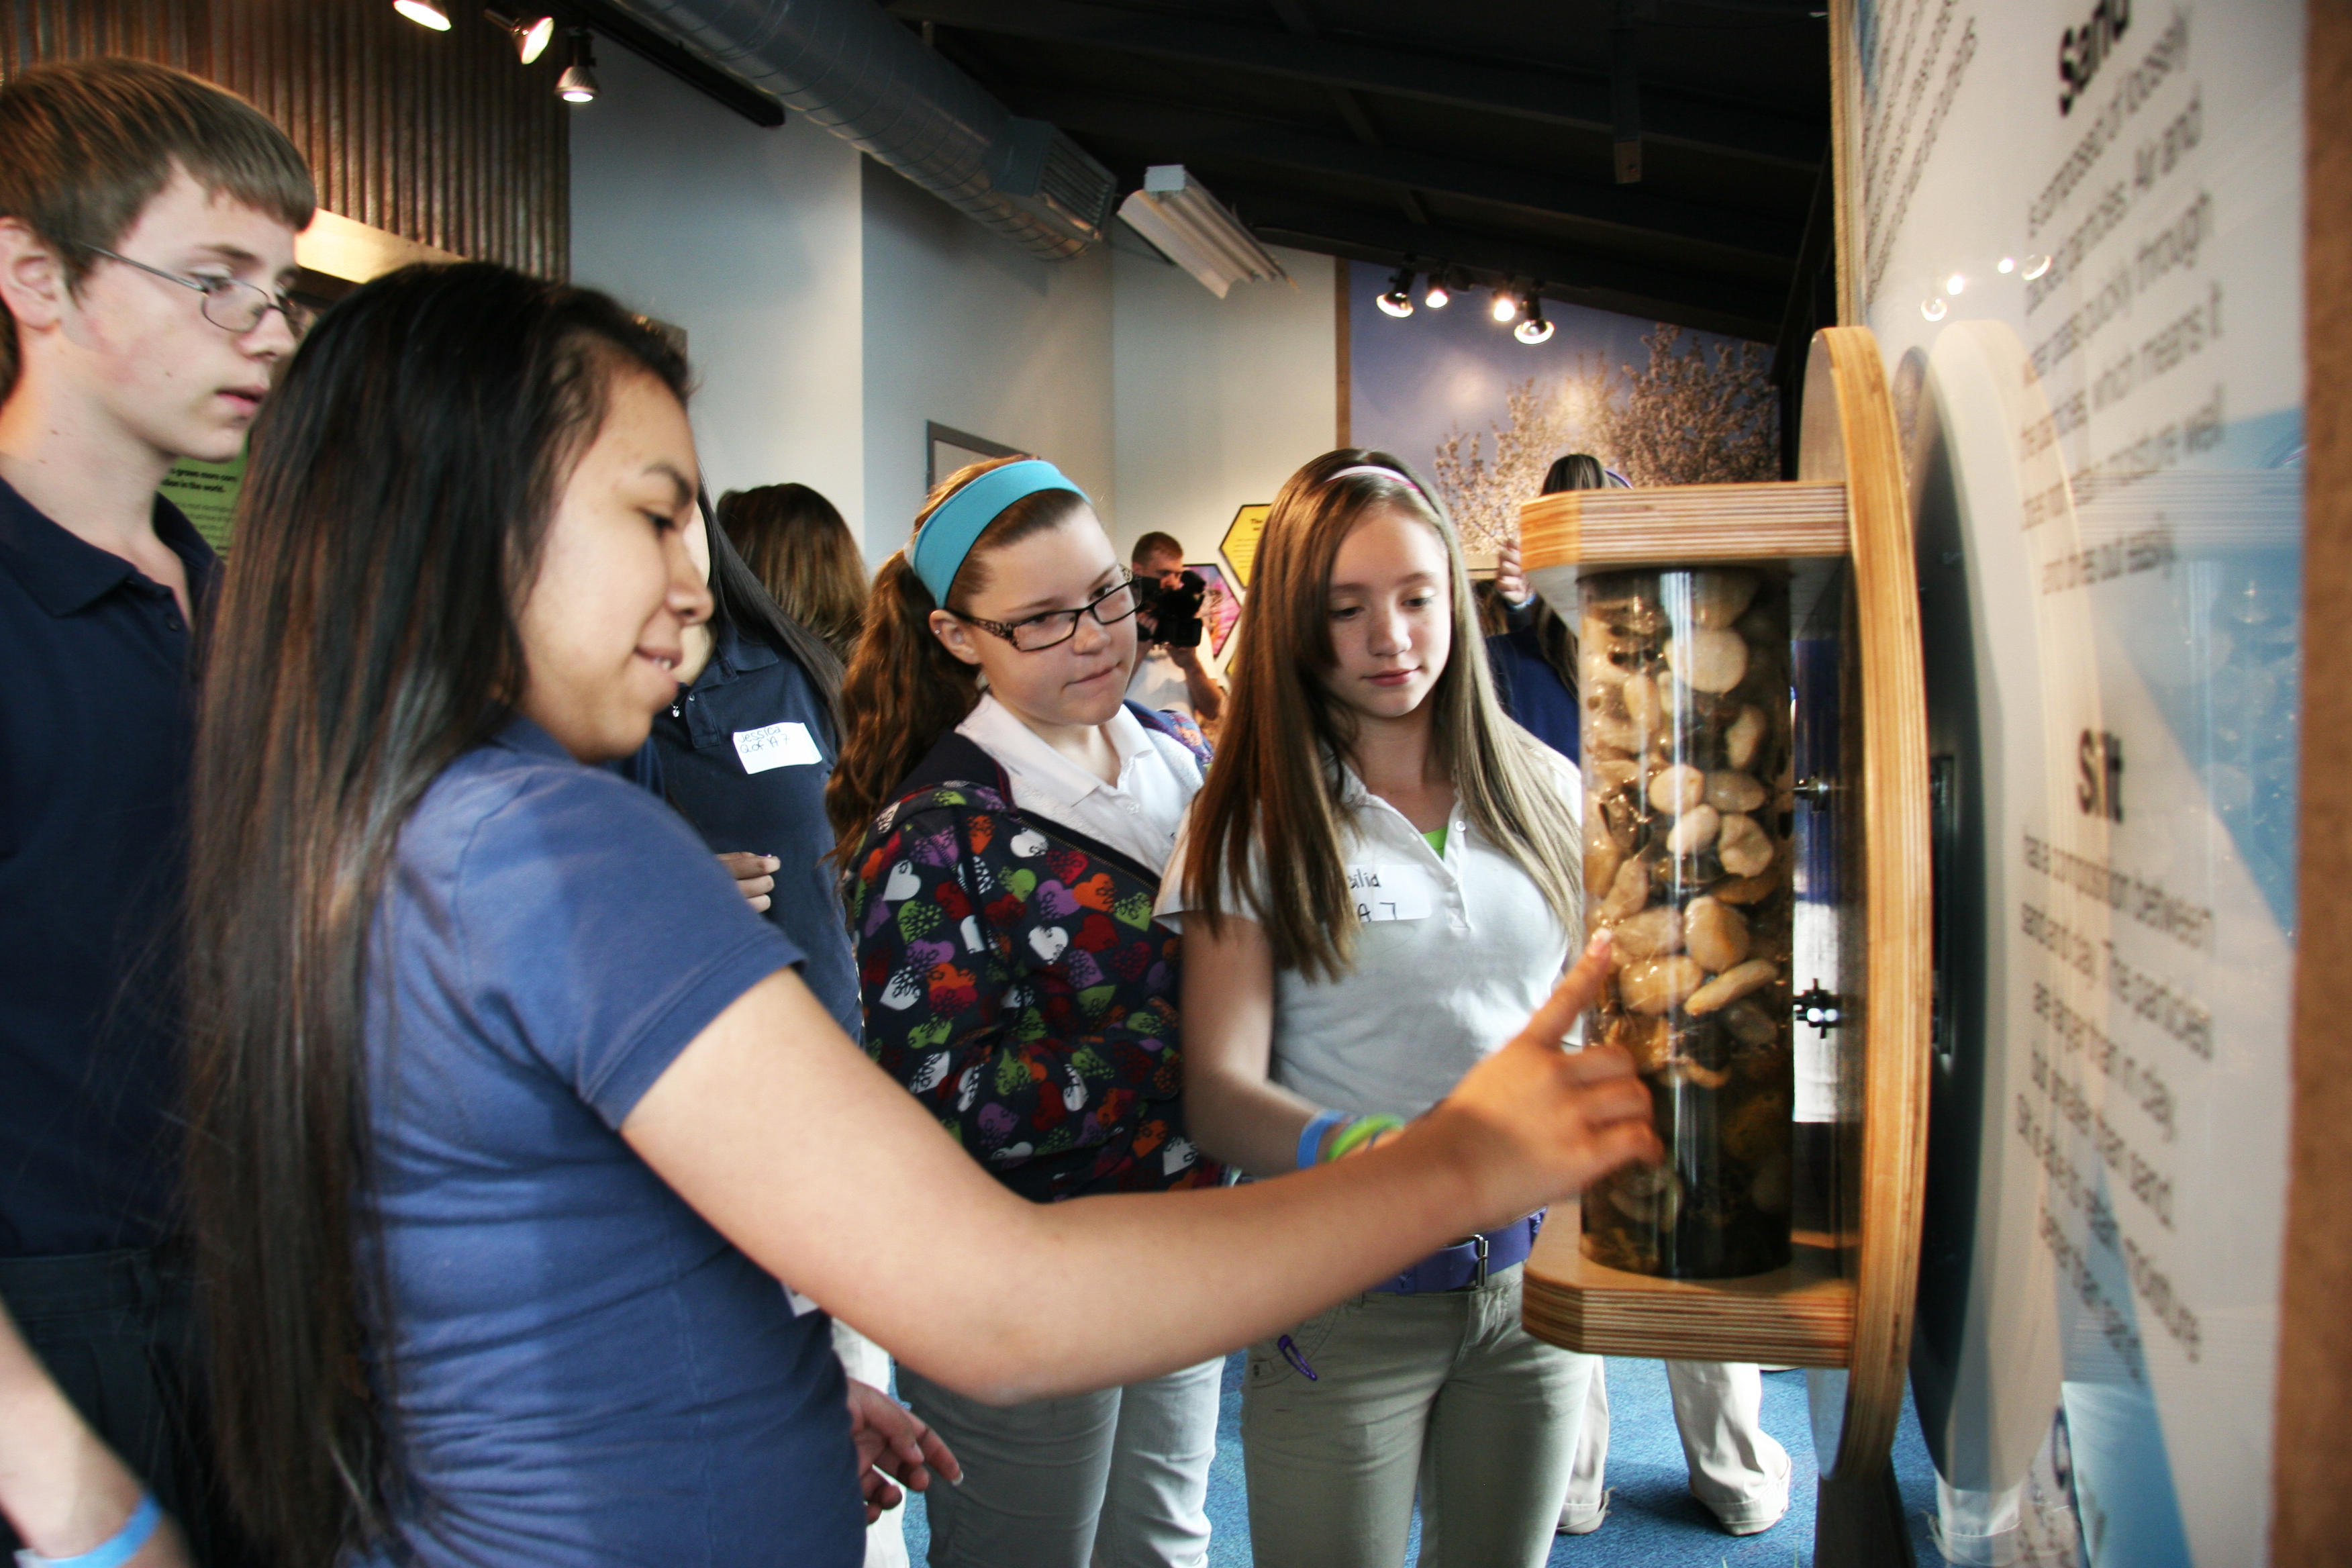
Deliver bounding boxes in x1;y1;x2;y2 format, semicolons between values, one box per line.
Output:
0;57;313;1565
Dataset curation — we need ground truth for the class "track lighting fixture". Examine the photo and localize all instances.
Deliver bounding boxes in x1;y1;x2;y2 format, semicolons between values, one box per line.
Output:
1491;287;1519;324
1423;270;1452;309
1377;266;1416;318
1514;293;1553;344
556;29;599;103
485;9;556;63
393;0;453;30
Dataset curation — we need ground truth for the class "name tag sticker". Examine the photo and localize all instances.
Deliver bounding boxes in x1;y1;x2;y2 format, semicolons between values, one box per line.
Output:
1348;863;1434;924
733;721;822;775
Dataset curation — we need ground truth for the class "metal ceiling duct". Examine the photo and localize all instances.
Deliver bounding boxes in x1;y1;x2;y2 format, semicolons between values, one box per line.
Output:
597;0;1115;259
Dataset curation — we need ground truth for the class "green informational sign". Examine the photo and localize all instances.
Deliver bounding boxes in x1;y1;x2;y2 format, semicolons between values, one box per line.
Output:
158;447;245;553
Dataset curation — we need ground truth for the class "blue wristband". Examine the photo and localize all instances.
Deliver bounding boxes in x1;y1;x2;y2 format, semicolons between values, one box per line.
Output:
1297;1110;1349;1171
15;1493;161;1568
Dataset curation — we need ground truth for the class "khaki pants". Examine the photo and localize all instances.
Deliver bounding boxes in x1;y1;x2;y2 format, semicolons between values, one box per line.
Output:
1238;1263;1600;1568
897;1357;1222;1568
1561;1359;1792;1532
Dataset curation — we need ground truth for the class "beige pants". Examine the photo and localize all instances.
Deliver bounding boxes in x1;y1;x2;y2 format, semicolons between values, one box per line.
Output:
1560;1359;1793;1532
1238;1263;1600;1568
896;1357;1222;1568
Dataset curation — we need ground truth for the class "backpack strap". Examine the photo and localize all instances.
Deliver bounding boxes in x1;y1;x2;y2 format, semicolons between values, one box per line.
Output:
1126;700;1213;773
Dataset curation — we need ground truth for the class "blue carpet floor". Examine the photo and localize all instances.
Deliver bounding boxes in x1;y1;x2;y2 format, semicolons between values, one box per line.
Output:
901;1355;1946;1565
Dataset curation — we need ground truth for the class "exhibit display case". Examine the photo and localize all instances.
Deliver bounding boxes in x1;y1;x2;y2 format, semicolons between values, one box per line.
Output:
1518;326;1932;1555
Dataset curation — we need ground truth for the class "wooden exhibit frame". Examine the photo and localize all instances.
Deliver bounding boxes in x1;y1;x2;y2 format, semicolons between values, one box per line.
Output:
1518;324;1932;1551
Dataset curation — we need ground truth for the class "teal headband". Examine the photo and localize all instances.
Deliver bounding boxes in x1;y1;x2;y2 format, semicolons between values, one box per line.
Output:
911;459;1091;604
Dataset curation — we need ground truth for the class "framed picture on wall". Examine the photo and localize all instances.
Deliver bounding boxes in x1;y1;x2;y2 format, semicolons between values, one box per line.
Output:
1185;562;1244;667
926;421;1019;491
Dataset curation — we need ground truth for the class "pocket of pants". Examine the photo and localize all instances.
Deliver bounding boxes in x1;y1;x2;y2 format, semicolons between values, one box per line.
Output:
1244;1294;1359;1391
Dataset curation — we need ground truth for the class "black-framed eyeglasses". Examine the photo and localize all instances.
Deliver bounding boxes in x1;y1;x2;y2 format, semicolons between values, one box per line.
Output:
84;244;310;335
959;574;1141;652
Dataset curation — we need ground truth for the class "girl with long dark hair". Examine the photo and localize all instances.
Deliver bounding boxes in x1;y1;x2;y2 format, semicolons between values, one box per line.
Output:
1167;450;1604;1566
826;456;1223;1568
716;482;868;665
185;264;1657;1567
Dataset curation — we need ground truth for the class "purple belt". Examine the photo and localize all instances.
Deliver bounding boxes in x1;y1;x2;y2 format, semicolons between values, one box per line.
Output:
1373;1210;1545;1295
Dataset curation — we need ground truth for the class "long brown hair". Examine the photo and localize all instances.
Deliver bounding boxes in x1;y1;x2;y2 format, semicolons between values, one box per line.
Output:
183;263;690;1564
716;482;868;663
1180;448;1581;980
824;456;1089;861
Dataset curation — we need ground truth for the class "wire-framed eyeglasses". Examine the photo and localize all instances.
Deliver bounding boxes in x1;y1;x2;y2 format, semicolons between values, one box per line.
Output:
85;244;310;336
959;574;1142;652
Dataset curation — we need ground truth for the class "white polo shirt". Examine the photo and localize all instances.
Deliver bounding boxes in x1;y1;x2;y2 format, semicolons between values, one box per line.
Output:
956;693;1204;873
1159;753;1583;1120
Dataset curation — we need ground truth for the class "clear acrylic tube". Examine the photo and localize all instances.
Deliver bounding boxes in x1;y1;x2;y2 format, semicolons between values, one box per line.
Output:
1578;567;1795;1279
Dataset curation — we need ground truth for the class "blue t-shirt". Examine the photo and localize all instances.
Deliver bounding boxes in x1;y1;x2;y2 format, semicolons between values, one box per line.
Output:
360;717;861;1566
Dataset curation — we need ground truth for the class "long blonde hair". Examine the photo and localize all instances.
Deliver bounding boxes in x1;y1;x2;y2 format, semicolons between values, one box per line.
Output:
1181;448;1580;980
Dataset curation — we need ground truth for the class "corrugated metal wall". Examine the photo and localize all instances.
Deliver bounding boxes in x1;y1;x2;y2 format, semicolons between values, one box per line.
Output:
0;0;569;278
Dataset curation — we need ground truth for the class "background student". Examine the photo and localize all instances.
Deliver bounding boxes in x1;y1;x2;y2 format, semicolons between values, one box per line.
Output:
1124;530;1224;727
183;261;1658;1568
827;457;1223;1568
1167;450;1601;1568
718;481;869;665
0;57;313;1565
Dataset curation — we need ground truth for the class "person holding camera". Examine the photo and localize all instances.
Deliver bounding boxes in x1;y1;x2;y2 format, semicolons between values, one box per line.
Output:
1125;532;1224;726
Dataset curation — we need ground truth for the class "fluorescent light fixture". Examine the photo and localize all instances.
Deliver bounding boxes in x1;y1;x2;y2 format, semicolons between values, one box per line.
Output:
1117;166;1287;298
557;30;599;102
394;0;452;30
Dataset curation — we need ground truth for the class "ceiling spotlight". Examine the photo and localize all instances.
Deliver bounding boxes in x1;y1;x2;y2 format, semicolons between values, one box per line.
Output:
2022;254;2053;280
1491;287;1519;324
1997;256;2016;275
393;0;453;30
486;9;556;63
1921;297;1949;322
1945;273;1967;295
556;29;599;102
1514;294;1553;344
1377;266;1416;317
1423;271;1451;309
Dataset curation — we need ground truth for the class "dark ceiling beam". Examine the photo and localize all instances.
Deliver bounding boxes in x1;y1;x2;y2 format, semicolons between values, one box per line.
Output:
552;0;786;127
1216;189;1785;339
1032;93;1804;259
885;0;1821;169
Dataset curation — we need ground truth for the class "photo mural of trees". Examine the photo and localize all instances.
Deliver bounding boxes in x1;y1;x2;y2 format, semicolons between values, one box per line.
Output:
1430;324;1780;554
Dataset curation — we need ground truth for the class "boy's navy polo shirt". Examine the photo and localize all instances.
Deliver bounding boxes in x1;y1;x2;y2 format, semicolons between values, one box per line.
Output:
0;477;216;1257
650;626;860;1038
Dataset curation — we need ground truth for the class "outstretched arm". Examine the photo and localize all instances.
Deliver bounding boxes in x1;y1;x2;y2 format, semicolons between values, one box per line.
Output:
624;932;1651;1407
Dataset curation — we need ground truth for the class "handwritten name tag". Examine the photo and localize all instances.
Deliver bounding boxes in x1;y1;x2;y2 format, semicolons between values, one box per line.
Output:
733;721;822;775
1348;863;1434;924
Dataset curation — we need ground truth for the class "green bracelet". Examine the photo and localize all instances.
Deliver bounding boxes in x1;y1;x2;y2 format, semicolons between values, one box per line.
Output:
1323;1114;1405;1162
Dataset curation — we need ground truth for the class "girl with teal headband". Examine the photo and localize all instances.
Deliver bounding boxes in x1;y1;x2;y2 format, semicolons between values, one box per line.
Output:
826;456;1229;1567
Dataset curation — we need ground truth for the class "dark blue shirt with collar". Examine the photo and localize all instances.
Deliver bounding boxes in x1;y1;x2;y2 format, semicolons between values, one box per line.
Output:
648;625;860;1039
0;477;215;1257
